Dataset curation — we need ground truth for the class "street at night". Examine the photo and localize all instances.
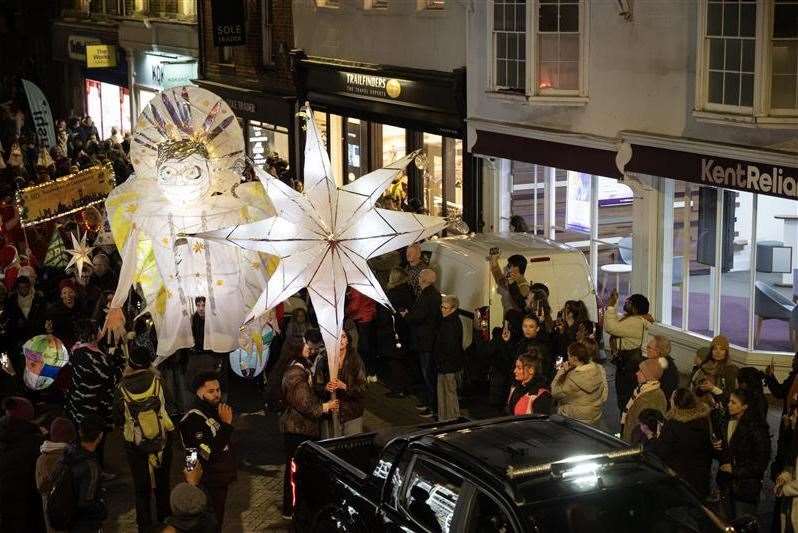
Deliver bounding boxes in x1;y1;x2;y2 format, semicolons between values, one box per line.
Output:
0;1;797;532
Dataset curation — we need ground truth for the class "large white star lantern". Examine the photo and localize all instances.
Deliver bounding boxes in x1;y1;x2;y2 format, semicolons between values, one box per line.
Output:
197;106;449;377
66;231;94;278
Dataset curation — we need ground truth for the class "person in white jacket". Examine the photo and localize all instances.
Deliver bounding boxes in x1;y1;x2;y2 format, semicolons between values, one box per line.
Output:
551;342;608;426
605;289;652;411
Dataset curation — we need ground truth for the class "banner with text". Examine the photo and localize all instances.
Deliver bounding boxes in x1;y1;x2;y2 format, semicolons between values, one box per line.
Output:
21;80;56;149
211;0;246;46
16;164;116;227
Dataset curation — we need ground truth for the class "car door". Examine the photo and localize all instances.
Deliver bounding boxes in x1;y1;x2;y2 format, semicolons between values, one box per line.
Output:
458;484;522;533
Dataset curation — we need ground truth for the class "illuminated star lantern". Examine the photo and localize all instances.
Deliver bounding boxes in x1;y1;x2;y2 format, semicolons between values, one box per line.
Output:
196;106;449;377
66;231;94;278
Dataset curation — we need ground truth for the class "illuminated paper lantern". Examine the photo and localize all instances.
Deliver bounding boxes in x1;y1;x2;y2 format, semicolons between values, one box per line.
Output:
103;86;274;359
23;335;69;390
230;324;275;379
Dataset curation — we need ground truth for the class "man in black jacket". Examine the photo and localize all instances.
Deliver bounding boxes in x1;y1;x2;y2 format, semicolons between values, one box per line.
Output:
180;371;236;530
404;269;441;418
66;415;108;533
5;275;46;371
435;295;463;421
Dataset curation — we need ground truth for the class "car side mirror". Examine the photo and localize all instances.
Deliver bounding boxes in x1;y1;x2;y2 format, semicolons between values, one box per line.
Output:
729;515;759;533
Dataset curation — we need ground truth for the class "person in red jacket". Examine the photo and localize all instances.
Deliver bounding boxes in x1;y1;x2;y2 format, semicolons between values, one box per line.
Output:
345;288;377;381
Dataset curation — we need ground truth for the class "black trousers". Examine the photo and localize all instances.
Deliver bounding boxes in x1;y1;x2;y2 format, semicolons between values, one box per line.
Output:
125;445;173;532
206;484;229;530
282;432;311;515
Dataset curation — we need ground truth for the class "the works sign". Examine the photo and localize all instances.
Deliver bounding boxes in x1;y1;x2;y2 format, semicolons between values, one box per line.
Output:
627;144;798;201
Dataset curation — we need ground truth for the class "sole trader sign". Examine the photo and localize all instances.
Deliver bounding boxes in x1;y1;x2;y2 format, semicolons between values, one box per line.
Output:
16;164;116;227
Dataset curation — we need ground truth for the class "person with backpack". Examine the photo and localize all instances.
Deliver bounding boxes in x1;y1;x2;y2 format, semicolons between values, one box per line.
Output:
116;345;175;533
36;417;77;533
179;371;236;530
54;415;107;533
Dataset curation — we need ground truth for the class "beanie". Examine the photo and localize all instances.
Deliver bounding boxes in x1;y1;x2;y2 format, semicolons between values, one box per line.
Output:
639;358;664;381
49;417;77;443
3;396;34;421
170;483;207;516
128;345;152;370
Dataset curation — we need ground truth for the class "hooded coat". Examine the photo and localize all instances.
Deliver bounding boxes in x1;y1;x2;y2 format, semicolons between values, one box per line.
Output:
551;362;608;426
650;402;714;500
0;416;45;531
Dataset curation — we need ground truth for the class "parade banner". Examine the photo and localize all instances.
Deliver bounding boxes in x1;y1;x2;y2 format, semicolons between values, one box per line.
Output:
21;80;56;149
16;164;116;227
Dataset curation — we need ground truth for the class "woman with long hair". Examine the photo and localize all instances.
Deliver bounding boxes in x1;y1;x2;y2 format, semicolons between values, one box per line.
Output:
323;328;367;436
691;335;738;429
604;289;651;412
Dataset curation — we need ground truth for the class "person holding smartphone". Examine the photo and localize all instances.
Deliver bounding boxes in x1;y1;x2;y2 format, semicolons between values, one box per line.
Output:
488;249;529;315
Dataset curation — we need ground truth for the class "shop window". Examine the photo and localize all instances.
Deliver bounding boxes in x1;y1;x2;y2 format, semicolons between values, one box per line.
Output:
380;124;406;166
771;0;798;111
423;133;444;216
247;120;289;175
509;162;546;233
491;0;527;92
660;178;797;353
346;118;368;182
85;79;131;141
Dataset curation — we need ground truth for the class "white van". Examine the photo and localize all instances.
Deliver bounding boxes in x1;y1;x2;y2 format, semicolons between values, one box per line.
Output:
421;233;598;346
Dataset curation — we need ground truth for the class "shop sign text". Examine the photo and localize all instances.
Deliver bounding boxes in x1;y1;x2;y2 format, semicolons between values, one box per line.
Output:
342;72;402;99
701;158;798;198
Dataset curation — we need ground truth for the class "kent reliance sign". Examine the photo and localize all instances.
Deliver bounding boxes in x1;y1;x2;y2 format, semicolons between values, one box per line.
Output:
628;144;798;201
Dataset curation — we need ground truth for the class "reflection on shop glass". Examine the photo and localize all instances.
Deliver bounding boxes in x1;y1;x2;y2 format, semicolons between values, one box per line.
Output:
403;460;461;532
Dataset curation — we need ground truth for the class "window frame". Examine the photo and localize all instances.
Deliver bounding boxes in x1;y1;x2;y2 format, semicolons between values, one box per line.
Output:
316;0;341;8
261;0;274;67
418;0;446;10
488;0;528;94
695;0;798;121
486;0;590;101
397;453;467;533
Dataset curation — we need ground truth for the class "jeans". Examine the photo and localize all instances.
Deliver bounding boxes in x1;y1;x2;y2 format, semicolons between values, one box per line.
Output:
126;444;172;532
418;351;437;410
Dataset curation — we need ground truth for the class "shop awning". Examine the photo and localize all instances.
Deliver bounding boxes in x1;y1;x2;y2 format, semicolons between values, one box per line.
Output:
471;128;622;179
193;79;295;128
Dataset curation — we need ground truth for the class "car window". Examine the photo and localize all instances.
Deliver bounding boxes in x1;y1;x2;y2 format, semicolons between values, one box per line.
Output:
374;439;410;506
401;458;463;533
465;489;515;533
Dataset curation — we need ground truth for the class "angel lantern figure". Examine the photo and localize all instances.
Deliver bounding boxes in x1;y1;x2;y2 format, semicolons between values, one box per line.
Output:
102;86;274;358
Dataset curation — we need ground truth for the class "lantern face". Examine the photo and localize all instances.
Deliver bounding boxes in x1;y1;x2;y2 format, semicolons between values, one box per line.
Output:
156;152;212;204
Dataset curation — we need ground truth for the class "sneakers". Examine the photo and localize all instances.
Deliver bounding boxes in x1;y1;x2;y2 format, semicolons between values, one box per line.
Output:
419;409;435;419
415;404;429;412
281;513;293;521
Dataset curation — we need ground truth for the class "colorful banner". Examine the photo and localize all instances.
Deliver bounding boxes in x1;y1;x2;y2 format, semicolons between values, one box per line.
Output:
21;80;56;149
16;164;116;227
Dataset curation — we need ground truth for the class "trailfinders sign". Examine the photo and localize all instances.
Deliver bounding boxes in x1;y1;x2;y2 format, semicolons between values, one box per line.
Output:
627;144;798;201
342;72;403;99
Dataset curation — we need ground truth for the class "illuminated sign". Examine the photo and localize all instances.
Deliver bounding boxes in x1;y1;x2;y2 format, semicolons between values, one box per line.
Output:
86;44;117;68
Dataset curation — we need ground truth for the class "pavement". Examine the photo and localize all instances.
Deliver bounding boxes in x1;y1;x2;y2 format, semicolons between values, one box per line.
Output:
98;360;780;532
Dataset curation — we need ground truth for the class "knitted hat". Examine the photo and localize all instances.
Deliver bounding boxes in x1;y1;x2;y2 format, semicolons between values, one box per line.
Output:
3;396;34;421
49;417;77;443
128;345;152;370
170;483;207;516
639;358;663;381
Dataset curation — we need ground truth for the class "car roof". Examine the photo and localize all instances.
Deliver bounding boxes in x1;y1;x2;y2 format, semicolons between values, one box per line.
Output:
412;416;624;479
423;232;582;259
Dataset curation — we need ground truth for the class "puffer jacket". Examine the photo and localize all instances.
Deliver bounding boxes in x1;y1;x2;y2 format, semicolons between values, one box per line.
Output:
551;362;608;426
280;358;325;438
650;402;714;500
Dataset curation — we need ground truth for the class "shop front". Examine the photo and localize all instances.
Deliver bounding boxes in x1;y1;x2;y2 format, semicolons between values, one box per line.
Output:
193;79;294;175
472;122;798;363
52;21;130;138
132;50;198;120
291;52;471;222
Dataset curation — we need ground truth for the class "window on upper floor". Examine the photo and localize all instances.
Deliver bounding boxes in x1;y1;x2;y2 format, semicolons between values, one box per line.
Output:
177;0;195;18
420;0;445;9
316;0;340;8
366;0;389;8
261;0;274;66
697;0;798;122
133;0;149;14
488;0;588;101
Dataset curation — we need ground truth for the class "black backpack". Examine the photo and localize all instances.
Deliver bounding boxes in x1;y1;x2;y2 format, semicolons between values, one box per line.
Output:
46;459;77;530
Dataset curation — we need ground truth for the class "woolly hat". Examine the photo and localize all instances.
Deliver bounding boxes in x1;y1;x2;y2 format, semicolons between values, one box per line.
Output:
49;417;77;443
170;483;207;516
128;345;152;370
3;396;34;421
639;358;664;381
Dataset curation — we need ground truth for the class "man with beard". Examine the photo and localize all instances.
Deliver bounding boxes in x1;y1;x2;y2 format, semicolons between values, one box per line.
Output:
179;371;236;530
5;275;45;372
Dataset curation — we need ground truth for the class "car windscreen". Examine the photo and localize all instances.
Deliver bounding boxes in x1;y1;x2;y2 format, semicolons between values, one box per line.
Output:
523;476;723;533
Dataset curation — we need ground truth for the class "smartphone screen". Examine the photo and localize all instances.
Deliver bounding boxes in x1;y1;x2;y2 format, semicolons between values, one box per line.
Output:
185;448;199;471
